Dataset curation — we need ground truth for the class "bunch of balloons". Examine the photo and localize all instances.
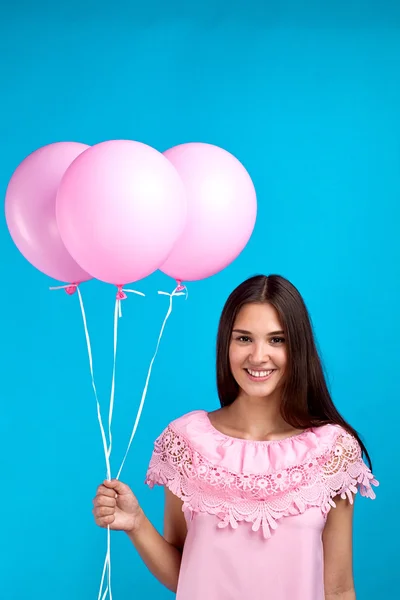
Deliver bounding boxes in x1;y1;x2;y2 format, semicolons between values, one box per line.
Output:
5;140;257;287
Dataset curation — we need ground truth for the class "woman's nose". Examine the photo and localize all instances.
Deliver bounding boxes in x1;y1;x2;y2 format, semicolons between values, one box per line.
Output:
249;344;269;364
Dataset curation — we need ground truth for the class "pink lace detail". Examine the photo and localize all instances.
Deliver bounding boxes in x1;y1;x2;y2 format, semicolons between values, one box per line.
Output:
145;425;378;539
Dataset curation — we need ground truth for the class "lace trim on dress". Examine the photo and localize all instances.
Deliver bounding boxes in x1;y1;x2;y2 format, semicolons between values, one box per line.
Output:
145;424;378;539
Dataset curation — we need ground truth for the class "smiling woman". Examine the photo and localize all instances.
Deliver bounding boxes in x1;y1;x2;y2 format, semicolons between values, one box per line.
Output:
93;275;378;600
215;276;373;460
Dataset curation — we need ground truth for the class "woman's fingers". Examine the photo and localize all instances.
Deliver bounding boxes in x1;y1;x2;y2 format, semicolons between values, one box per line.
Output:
93;495;116;508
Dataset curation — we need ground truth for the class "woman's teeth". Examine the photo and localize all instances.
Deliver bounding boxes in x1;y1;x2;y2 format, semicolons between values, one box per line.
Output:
246;369;274;378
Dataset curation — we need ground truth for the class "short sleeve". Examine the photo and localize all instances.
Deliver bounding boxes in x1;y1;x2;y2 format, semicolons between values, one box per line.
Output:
145;424;192;497
320;429;378;508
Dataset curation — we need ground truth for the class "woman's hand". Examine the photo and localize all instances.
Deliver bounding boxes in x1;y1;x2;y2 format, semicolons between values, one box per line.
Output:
93;479;145;534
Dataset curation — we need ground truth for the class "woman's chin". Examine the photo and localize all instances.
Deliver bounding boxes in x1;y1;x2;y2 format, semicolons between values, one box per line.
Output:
239;382;280;399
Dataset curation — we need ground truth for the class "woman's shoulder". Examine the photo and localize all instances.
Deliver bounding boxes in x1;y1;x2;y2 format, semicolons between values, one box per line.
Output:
150;411;365;474
311;422;366;458
168;409;209;431
154;409;215;450
157;411;365;451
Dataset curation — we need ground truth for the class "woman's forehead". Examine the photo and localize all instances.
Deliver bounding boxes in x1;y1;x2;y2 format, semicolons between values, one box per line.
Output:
233;303;283;331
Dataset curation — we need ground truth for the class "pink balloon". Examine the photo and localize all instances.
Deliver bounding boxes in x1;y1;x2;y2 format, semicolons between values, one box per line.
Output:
5;142;92;283
56;140;187;285
160;143;257;282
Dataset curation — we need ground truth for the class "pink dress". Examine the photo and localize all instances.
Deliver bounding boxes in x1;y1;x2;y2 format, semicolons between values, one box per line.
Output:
145;410;378;600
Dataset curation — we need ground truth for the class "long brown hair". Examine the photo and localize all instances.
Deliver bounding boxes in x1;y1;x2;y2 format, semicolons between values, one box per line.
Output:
216;274;372;468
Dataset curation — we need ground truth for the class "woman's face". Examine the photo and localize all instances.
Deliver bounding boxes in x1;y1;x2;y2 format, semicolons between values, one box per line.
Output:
229;302;287;400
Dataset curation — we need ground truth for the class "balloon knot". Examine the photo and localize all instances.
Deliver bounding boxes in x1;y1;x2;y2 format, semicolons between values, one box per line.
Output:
176;280;185;292
116;286;127;300
65;284;78;296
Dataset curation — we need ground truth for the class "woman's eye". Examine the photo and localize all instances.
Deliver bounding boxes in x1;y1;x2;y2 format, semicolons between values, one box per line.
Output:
237;336;251;343
271;337;285;344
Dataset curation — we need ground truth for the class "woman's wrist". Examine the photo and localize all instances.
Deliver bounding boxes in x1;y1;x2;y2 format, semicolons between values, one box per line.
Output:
125;508;147;538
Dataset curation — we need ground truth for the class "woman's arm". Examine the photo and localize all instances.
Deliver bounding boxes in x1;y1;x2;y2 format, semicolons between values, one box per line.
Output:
127;487;187;593
323;496;356;600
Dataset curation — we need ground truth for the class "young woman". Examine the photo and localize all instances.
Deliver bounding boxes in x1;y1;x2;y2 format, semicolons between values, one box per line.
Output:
93;275;378;600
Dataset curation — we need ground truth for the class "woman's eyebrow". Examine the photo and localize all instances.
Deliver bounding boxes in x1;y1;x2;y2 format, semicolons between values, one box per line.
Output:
232;329;284;335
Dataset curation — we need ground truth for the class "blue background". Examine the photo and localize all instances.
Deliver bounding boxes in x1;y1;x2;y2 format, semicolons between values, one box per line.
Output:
0;1;398;598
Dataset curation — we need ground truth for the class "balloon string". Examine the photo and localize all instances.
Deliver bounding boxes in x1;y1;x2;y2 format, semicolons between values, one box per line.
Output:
97;286;145;600
50;282;181;599
107;299;119;462
116;285;186;480
107;288;145;460
75;287;111;480
99;556;109;600
98;526;112;600
76;296;112;600
50;284;110;478
107;527;112;600
49;283;113;599
97;298;120;600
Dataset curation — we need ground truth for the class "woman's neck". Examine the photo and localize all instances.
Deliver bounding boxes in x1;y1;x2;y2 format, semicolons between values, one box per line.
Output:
220;393;300;441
